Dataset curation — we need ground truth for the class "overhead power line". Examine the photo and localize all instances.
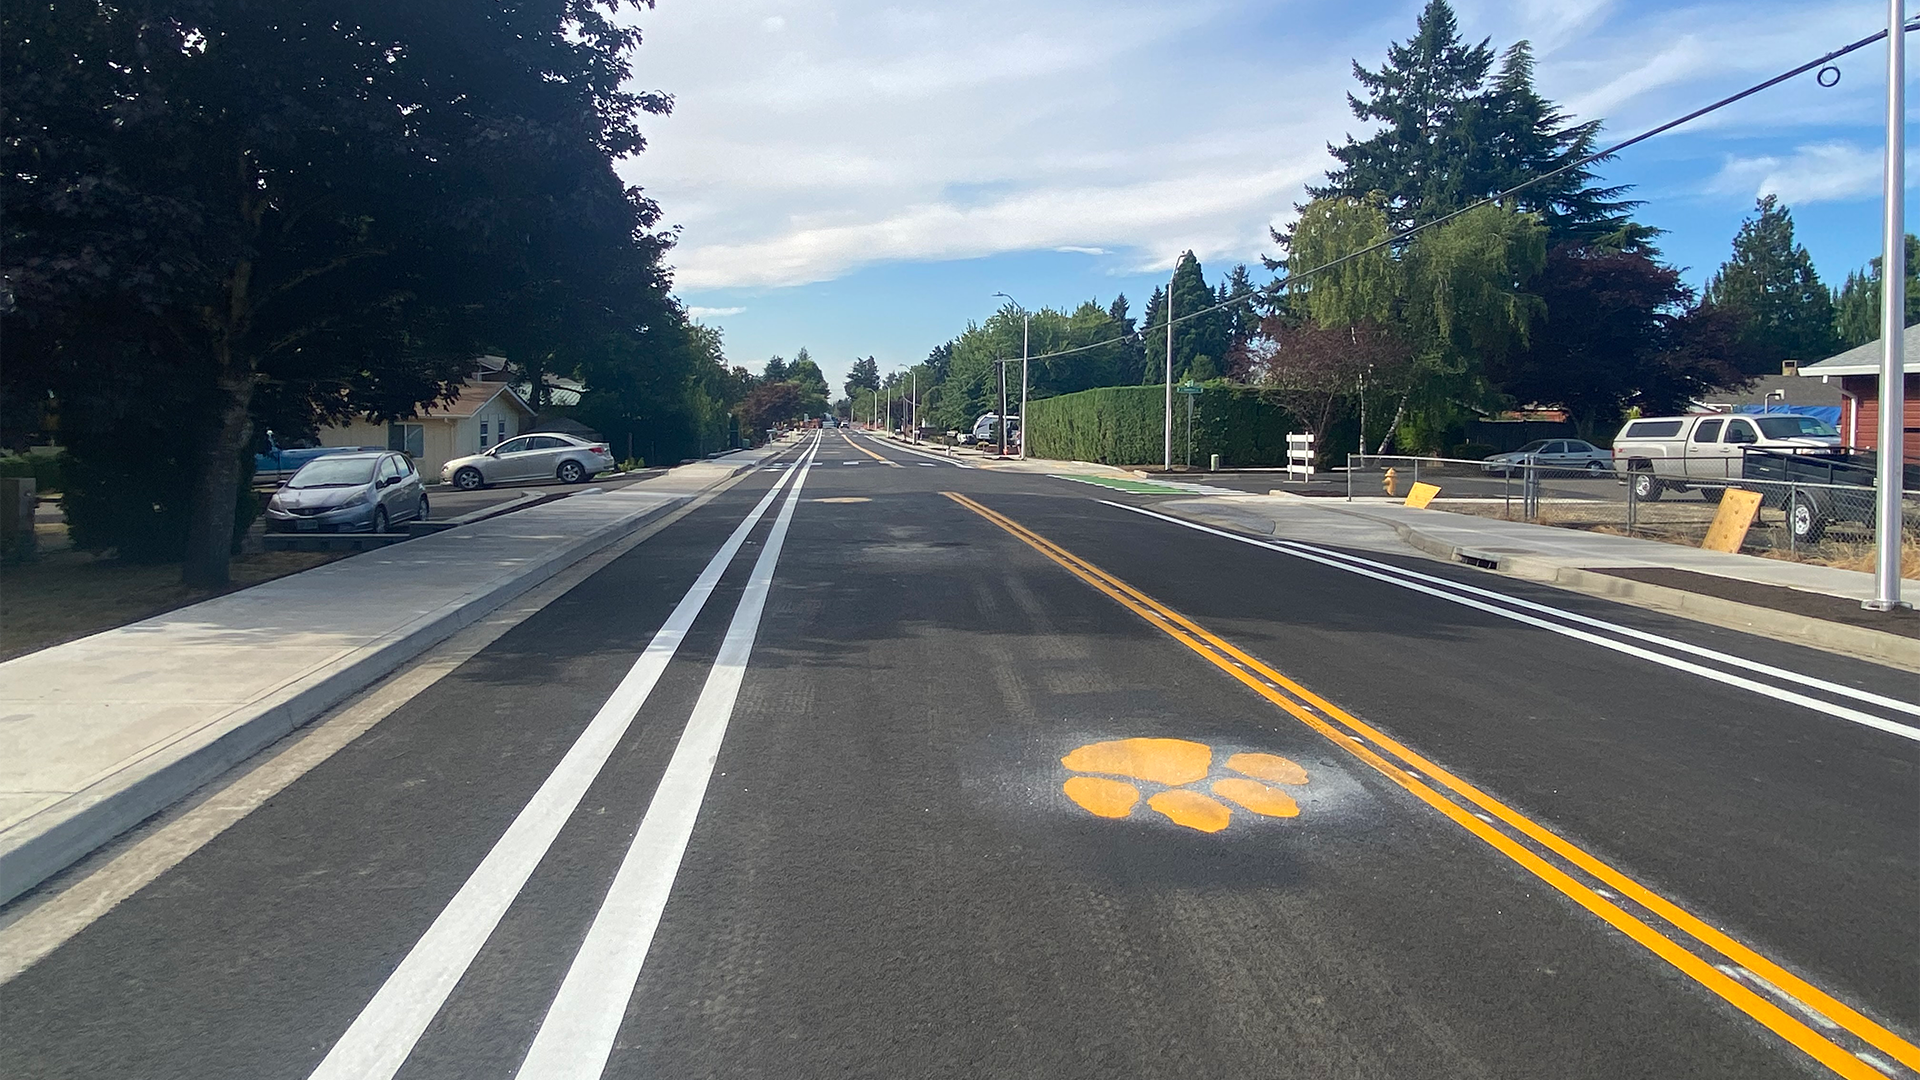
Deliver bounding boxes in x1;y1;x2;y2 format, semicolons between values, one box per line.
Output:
996;18;1920;369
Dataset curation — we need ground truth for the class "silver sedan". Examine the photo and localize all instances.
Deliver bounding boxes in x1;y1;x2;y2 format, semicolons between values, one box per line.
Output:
1480;439;1613;477
441;433;615;490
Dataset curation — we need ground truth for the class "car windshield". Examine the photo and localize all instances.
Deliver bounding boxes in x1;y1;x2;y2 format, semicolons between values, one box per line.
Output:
1754;416;1839;439
289;456;378;488
1514;440;1551;453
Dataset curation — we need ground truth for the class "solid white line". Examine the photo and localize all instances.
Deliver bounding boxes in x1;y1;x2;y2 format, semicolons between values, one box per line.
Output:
305;444;814;1080
1100;501;1920;743
862;434;972;468
1270;532;1920;719
513;434;818;1080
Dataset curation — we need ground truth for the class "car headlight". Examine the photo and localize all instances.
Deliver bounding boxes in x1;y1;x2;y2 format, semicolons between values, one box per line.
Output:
338;490;369;509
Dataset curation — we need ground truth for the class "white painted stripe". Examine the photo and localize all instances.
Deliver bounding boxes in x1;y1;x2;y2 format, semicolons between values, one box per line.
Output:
306;441;816;1080
1276;534;1920;719
864;434;973;468
513;434;818;1080
1101;501;1920;743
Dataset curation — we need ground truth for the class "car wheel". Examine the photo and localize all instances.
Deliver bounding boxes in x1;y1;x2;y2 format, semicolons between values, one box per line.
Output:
1585;460;1607;474
372;506;390;535
557;460;586;484
1700;486;1724;504
1789;491;1827;543
454;467;484;491
417;494;429;522
1631;470;1661;502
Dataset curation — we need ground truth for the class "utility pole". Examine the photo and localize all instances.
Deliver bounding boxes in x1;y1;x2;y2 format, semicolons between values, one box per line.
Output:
1019;311;1029;460
998;358;1009;457
1164;266;1174;472
911;368;918;443
1869;0;1908;611
994;292;1031;459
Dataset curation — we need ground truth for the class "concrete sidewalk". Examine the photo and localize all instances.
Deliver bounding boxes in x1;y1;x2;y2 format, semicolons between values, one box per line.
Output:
0;449;777;906
1154;492;1920;671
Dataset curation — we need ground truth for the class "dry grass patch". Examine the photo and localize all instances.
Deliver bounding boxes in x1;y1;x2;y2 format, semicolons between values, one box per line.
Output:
0;548;345;661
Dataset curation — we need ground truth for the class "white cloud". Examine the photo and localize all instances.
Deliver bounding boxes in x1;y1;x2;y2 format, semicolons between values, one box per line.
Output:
685;305;747;318
1707;142;1917;205
625;0;1908;291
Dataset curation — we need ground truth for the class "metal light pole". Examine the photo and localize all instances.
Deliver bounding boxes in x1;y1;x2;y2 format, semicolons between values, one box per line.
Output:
994;293;1030;459
1163;266;1174;472
911;368;918;442
1869;0;1908;611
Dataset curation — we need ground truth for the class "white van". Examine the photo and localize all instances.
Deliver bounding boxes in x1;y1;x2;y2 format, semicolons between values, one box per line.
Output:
1610;413;1841;500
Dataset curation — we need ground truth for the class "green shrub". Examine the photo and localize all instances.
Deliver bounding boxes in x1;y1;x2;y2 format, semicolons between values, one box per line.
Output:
1027;384;1301;467
0;452;66;492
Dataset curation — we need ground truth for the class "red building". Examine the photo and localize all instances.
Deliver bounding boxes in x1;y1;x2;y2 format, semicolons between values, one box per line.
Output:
1796;325;1920;459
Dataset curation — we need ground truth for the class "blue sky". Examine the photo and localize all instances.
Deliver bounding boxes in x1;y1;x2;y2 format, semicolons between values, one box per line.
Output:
618;0;1920;394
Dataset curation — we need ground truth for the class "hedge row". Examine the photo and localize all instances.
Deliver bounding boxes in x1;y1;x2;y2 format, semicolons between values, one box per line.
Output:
1026;384;1301;467
0;453;64;492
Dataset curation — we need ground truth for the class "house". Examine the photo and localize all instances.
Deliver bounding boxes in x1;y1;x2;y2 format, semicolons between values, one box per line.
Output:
1796;326;1920;457
1698;373;1842;424
318;379;537;479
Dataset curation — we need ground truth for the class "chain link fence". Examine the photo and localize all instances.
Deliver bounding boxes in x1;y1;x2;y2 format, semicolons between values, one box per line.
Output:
1344;454;1920;566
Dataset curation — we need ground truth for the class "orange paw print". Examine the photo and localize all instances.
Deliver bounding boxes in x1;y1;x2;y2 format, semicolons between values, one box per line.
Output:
1060;737;1309;832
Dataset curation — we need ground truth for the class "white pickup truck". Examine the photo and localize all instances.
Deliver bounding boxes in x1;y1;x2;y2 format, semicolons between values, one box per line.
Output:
1610;413;1842;501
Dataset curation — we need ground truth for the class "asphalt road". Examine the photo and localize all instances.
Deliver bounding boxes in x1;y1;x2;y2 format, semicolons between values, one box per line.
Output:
3;429;1915;1080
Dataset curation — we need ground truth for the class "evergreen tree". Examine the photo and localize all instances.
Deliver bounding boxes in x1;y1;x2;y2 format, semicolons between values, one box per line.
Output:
1468;42;1650;250
1309;0;1495;230
845;355;881;397
1703;196;1840;374
1832;235;1920;347
763;355;790;382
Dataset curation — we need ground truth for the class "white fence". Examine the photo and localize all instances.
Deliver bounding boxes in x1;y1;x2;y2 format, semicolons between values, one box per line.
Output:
1287;433;1315;481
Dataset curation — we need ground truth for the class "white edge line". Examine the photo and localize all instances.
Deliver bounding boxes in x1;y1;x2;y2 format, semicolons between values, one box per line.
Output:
1097;500;1920;744
304;443;814;1080
513;433;819;1079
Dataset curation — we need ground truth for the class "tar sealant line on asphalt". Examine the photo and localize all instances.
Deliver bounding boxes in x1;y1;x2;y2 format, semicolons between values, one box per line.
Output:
1100;501;1920;743
304;436;818;1080
512;432;818;1080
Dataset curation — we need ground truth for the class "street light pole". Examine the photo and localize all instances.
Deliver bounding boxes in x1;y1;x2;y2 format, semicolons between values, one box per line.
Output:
1164;266;1174;472
911;368;918;442
1869;0;1908;610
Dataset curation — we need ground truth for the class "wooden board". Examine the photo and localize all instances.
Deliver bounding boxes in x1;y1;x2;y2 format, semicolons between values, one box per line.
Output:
1701;488;1763;553
1404;482;1441;509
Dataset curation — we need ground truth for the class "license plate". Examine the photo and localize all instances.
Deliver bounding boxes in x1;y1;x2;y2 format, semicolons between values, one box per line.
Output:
296;519;318;531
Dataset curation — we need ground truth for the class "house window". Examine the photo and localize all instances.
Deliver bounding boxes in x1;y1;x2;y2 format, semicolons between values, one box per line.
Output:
480;420;490;448
387;423;424;458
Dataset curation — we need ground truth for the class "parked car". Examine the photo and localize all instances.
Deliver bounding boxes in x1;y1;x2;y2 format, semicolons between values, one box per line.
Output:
441;433;615;491
1480;439;1612;476
254;434;382;485
265;451;427;534
1611;413;1841;501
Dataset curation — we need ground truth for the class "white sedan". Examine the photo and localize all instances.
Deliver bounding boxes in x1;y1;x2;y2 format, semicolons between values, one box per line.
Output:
441;433;615;490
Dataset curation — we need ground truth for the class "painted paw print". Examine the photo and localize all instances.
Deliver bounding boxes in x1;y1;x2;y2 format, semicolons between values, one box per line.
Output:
1060;737;1309;833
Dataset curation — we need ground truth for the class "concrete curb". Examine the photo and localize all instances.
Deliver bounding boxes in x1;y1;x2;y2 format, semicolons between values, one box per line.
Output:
0;457;764;906
1375;516;1920;673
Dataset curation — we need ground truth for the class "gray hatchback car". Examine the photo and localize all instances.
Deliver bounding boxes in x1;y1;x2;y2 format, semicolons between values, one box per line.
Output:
265;451;428;534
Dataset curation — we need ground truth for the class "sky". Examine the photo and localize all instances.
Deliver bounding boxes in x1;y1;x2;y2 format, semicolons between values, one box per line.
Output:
616;0;1920;395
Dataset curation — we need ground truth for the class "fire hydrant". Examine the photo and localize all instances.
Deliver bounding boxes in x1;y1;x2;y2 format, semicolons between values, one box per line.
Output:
1382;467;1398;497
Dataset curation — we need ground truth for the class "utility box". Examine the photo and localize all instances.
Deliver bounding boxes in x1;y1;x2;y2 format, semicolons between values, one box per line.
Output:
1;477;37;560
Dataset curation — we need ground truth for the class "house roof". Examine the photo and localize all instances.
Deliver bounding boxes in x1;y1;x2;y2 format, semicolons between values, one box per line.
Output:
1798;324;1920;377
428;380;536;420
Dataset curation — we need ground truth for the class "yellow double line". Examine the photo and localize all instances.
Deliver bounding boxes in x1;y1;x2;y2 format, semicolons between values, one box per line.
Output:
841;431;903;467
943;491;1916;1080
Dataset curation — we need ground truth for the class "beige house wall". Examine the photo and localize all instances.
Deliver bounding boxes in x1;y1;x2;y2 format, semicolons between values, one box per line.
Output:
316;391;534;481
